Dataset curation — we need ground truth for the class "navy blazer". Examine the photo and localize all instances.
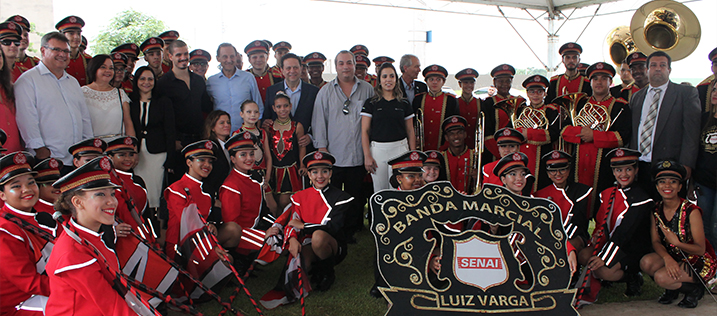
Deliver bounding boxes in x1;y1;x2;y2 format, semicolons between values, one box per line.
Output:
265;81;319;138
398;76;428;102
628;81;701;168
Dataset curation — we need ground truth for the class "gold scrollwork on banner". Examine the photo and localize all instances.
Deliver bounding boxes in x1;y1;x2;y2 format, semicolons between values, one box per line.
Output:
383;237;423;285
375;184;455;245
535;241;561;287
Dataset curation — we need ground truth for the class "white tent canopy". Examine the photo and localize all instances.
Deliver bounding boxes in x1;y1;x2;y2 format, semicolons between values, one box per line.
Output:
443;0;618;12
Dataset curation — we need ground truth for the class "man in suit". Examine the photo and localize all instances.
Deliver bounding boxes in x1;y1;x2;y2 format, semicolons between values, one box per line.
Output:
397;54;427;104
263;53;319;152
629;51;701;199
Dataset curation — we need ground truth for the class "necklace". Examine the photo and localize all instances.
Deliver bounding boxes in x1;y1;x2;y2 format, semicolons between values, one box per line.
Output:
276;118;291;125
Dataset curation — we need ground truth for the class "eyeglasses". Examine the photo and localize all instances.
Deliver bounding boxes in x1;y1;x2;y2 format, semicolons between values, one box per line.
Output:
342;100;350;115
0;39;20;46
43;46;71;54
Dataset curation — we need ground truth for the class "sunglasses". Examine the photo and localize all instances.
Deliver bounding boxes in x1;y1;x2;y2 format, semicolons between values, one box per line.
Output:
0;39;20;46
342;100;350;115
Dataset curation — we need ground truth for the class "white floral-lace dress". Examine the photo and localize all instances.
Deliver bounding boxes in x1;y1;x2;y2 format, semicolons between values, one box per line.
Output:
82;86;130;138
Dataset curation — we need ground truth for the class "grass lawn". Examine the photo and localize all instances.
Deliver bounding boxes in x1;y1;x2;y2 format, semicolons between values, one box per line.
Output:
193;219;664;315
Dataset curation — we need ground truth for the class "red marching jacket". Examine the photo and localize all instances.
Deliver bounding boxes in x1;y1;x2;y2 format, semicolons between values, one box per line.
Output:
219;168;268;252
0;204;56;315
164;174;214;256
285;186;353;246
45;219;136;316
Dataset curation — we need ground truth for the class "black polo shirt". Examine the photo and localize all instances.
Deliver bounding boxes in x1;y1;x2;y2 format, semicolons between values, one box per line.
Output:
156;70;213;138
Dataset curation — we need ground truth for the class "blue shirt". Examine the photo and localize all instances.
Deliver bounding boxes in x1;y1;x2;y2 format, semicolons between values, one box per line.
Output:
283;81;302;116
15;61;94;165
206;68;264;131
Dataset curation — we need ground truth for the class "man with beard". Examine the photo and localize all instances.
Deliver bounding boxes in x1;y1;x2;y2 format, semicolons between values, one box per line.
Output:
158;30;179;74
157;40;213;180
629;51;701;199
547;42;591;102
55;15;91;86
140;37;165;78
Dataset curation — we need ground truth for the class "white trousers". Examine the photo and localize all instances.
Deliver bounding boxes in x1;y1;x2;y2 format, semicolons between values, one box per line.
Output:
370;139;409;192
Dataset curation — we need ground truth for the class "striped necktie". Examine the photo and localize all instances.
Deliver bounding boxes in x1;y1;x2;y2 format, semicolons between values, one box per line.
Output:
639;88;662;156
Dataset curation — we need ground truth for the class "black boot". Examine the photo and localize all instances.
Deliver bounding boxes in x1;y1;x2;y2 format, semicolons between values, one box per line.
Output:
677;282;703;308
313;256;336;292
624;272;644;297
657;289;680;304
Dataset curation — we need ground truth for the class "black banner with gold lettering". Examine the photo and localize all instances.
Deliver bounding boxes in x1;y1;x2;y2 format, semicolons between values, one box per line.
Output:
370;182;578;315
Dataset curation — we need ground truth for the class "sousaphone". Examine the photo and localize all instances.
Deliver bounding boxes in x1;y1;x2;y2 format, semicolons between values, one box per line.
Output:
605;26;636;65
629;0;700;61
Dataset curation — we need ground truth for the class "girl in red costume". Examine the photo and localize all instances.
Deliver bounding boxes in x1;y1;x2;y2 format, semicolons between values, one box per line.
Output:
45;156;141;315
269;92;307;211
0;152;56;315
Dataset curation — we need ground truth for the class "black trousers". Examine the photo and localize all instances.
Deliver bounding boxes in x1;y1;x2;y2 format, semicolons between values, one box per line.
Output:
331;166;366;236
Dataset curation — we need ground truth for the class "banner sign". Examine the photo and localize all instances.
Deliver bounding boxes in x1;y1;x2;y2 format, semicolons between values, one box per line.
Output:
371;182;578;315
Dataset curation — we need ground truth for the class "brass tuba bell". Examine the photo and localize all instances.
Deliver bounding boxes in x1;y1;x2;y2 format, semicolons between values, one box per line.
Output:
494;96;526;121
605;26;636;66
630;0;700;61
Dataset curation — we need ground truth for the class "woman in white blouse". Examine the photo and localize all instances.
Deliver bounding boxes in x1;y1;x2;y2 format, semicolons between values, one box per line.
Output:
82;54;135;138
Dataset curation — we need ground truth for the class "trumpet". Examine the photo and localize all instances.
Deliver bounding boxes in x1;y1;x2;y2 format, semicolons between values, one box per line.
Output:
472;112;485;194
415;108;424;151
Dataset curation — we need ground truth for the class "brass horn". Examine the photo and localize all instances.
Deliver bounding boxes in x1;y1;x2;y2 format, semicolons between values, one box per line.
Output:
605;26;636;65
494;96;526;121
630;0;700;61
552;92;588;150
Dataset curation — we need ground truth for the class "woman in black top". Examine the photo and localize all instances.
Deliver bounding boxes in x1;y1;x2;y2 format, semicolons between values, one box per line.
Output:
361;63;416;192
695;80;717;249
129;66;175;211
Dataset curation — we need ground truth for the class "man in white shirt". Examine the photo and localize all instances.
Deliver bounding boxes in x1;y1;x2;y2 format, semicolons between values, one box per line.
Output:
15;31;93;167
